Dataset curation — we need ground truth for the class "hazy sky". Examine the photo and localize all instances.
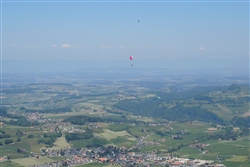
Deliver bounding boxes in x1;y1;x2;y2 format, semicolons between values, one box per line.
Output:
1;0;249;73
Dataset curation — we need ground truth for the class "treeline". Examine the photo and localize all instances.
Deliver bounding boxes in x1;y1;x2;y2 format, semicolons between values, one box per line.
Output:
228;84;248;92
152;85;225;102
25;107;72;113
231;116;250;128
194;94;213;102
0;107;8;116
115;99;224;124
63;115;138;125
196;126;248;142
9;117;39;127
152;84;247;103
0;108;26;120
0;109;37;127
0;129;10;139
65;129;93;142
37;132;62;146
165;105;224;124
64;116;103;125
114;99;159;117
1;87;37;94
114;84;249;124
217;96;249;107
134;81;167;89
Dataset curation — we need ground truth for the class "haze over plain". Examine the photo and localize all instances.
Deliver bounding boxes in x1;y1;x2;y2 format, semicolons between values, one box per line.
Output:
1;0;249;73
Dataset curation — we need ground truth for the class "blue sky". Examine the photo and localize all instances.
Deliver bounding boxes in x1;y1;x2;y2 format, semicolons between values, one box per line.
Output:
1;0;249;72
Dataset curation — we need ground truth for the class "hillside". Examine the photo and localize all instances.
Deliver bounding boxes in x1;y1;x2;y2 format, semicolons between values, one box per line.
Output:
114;84;249;126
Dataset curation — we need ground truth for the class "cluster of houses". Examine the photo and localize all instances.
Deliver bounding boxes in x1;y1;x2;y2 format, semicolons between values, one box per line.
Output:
190;143;211;149
26;113;86;133
24;147;226;167
25;112;44;123
189;143;211;154
131;134;164;150
0;156;8;162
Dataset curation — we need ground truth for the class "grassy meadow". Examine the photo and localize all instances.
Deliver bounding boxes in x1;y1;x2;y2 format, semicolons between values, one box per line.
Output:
12;157;54;167
175;136;250;167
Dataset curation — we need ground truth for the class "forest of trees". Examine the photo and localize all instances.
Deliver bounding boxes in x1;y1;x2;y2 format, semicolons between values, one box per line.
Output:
231;116;250;128
64;116;103;125
65;129;93;142
9;117;39;127
37;132;62;146
114;84;249;125
63;115;137;125
114;99;224;124
195;125;249;141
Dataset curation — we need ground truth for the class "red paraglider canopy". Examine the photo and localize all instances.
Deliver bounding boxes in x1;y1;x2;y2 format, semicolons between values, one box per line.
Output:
129;56;133;66
129;56;133;61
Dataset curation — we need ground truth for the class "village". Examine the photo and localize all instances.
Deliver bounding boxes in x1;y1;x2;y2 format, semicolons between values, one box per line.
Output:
27;146;224;167
0;112;228;167
0;139;225;167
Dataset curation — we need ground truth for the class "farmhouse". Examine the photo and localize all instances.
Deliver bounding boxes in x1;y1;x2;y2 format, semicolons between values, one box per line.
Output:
172;135;183;140
0;157;6;162
98;157;107;163
172;161;182;166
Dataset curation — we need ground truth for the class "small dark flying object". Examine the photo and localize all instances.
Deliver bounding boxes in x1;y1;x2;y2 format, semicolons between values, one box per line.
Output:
137;20;140;23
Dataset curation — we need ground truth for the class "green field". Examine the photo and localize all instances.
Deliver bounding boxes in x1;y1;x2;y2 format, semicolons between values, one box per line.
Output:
12;157;54;166
110;136;135;147
42;135;70;150
0;161;24;167
70;138;110;148
0;138;46;159
226;156;248;162
75;162;115;167
174;136;250;167
95;129;136;141
93;129;136;147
